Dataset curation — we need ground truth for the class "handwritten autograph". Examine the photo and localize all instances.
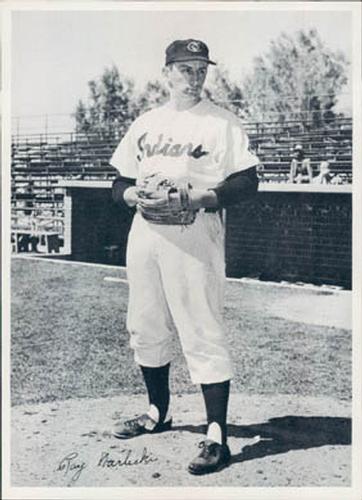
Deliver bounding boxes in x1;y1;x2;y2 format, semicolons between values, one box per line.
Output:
56;447;158;482
55;452;87;482
98;448;158;468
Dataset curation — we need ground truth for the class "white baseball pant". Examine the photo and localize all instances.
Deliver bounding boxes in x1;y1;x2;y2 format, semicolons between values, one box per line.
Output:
125;211;233;384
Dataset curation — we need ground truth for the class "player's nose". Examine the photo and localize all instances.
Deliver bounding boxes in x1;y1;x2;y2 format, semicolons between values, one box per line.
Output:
190;72;203;87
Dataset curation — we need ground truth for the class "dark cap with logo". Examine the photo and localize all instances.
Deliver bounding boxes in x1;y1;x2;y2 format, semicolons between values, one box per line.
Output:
165;39;216;66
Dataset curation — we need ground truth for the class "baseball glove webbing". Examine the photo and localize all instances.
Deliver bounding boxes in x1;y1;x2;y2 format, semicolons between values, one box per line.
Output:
137;173;197;226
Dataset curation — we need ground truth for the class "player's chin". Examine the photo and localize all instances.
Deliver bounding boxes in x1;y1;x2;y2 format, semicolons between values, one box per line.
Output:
184;87;202;97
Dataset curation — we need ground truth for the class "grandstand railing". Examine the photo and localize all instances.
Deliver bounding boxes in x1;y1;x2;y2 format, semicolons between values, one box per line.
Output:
11;116;352;144
10;116;353;251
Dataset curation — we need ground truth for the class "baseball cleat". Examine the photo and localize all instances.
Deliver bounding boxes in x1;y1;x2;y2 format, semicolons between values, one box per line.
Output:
113;413;172;439
188;439;231;475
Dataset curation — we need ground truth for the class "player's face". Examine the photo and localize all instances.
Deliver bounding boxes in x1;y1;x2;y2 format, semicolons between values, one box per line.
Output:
164;60;208;100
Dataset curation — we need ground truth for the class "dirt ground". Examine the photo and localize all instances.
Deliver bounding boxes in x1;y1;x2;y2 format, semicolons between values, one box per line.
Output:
11;392;351;488
8;259;353;493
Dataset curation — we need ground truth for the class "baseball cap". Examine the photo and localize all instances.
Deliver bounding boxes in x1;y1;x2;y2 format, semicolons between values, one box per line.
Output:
294;144;304;151
165;39;216;66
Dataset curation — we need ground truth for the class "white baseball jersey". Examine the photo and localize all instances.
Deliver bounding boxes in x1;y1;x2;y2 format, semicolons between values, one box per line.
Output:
110;99;258;384
110;99;259;189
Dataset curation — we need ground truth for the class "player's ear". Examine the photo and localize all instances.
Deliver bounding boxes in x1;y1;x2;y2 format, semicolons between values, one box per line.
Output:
162;65;171;78
162;65;174;89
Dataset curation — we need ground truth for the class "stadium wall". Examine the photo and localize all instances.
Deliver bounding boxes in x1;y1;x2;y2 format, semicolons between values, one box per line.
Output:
61;181;352;289
226;185;352;288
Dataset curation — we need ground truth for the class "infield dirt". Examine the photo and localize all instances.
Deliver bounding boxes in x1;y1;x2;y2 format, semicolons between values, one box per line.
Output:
11;392;351;487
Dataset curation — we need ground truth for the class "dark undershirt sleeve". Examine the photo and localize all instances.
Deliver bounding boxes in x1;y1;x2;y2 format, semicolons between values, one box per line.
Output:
112;174;137;213
112;167;259;214
211;166;259;208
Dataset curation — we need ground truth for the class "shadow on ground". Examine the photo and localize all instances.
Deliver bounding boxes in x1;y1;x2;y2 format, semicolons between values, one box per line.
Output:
173;415;351;464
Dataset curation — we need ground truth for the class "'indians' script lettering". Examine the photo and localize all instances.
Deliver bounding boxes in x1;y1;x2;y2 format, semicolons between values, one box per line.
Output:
136;133;209;161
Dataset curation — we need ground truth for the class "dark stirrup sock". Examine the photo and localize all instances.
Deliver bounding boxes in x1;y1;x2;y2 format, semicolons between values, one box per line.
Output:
140;363;170;423
201;380;230;444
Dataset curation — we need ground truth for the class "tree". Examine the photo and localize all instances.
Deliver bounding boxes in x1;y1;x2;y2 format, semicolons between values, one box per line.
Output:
74;65;137;138
74;100;91;134
73;65;250;138
242;29;349;124
135;70;247;118
203;66;249;119
135;80;169;115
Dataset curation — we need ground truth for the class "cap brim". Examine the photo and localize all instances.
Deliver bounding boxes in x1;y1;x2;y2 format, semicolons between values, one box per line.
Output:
166;56;216;65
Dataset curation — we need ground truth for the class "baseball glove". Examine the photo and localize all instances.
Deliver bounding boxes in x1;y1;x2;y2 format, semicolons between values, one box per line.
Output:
136;173;197;226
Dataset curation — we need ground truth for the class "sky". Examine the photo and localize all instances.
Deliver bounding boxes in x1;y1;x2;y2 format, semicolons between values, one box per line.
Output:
10;6;353;133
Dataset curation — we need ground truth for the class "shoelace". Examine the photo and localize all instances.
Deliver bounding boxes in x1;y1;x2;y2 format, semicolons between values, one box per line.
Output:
125;415;147;429
198;440;219;458
125;414;157;431
124;417;142;430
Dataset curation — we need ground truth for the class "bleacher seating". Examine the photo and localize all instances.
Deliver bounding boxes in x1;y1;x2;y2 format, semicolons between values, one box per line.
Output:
246;117;352;183
11;117;352;250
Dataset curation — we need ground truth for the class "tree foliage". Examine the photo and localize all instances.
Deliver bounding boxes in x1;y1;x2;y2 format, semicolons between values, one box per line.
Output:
74;67;170;137
135;80;169;115
74;65;136;138
74;30;349;135
242;29;349;123
203;66;249;119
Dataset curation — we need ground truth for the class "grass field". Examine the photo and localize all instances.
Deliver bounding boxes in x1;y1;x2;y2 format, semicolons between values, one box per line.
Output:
10;257;351;406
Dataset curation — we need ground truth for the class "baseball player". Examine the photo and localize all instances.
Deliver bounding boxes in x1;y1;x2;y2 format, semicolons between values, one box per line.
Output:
110;39;259;475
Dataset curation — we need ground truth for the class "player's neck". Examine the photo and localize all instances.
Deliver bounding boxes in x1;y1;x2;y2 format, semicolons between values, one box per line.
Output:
168;94;202;111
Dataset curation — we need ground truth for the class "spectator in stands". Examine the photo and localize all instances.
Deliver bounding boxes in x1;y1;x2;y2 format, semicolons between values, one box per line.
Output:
21;180;39;252
313;160;334;184
313;160;345;185
23;180;35;216
331;174;344;185
289;144;313;184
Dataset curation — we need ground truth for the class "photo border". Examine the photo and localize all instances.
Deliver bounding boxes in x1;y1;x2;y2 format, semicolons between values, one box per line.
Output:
2;2;361;499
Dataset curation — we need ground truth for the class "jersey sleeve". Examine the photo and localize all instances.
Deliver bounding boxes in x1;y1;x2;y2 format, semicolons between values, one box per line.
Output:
224;118;260;177
109;123;138;179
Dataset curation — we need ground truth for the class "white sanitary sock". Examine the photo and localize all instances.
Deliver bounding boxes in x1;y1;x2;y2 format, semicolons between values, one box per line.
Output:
146;404;172;427
206;422;222;445
147;404;160;424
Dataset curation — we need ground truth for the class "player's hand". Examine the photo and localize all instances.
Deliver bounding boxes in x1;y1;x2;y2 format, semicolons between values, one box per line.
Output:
137;185;168;209
123;186;140;207
137;195;169;210
137;190;218;211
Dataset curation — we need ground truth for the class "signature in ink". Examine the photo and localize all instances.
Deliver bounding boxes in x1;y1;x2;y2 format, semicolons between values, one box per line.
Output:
97;447;158;468
55;451;87;482
55;446;158;483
